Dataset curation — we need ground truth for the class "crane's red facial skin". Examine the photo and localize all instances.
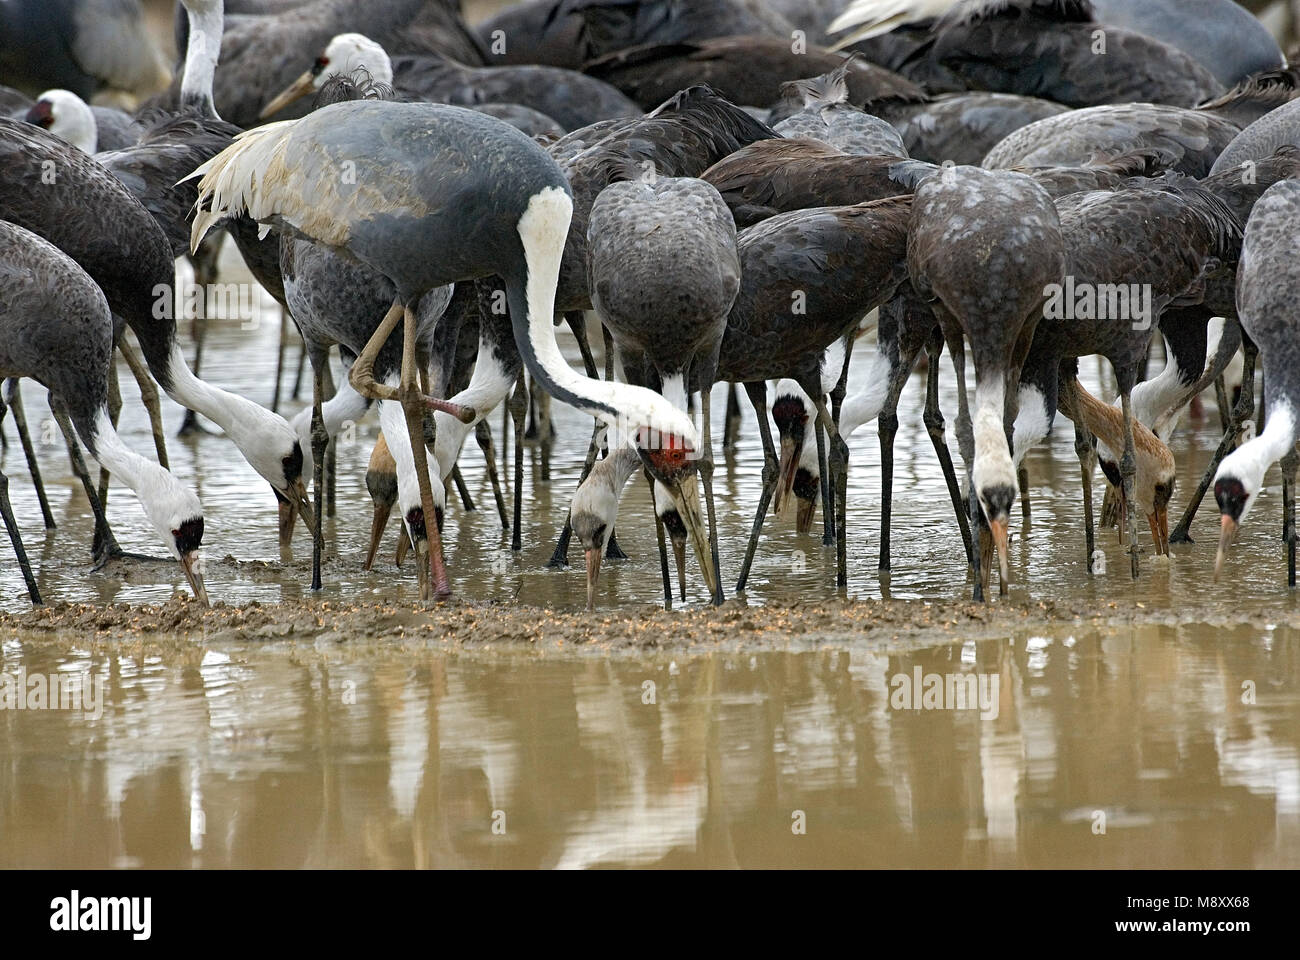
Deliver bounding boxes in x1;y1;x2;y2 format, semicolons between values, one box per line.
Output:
636;428;697;485
641;444;695;485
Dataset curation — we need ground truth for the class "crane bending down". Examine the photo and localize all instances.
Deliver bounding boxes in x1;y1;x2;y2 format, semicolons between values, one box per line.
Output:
0;219;207;606
188;99;699;599
1214;179;1300;585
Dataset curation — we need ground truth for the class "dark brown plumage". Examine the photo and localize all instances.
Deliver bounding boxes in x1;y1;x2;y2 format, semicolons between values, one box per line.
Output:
584;35;923;111
701;138;931;227
886;0;1223;108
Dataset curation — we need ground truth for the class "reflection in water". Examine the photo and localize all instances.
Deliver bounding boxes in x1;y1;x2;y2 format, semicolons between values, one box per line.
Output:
1;623;1296;868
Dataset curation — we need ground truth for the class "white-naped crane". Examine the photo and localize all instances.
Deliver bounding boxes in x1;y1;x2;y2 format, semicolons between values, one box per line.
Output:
827;0;1223;107
189;98;699;600
908;165;1066;601
257;31;638;130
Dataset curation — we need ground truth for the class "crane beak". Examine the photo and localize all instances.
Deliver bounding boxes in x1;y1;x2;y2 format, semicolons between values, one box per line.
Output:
261;70;315;119
395;525;409;567
773;435;798;516
796;495;816;534
989;517;1010;592
364;499;393;572
668;474;720;603
1215;515;1238;580
288;478;316;538
277;494;297;550
181;550;209;607
1148;507;1170;557
410;522;430;597
584;547;602;611
671;533;688;602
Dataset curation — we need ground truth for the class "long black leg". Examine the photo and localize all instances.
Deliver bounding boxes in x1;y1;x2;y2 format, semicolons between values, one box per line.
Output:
0;467;40;603
698;378;725;605
51;403;120;564
4;379;55;530
816;415;834;547
1066;380;1099;573
476;420;509;531
1283;448;1298;588
0;391;41;603
922;336;973;562
566;312;600;379
736;383;777;593
647;470;672;609
722;383;742;458
810;391;849;589
970;482;991;603
509;371;527;553
310;360;328;591
118;338;168;470
549;318;612;568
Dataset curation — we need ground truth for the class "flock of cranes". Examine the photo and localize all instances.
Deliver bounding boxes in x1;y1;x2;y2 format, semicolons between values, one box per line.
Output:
2;0;1300;614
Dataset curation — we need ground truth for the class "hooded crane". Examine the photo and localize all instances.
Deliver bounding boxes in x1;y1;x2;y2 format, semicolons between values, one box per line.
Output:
1213;179;1300;585
908;165;1066;600
20;89;143;153
164;0;486;128
259;32;638;130
0;219;207;606
827;0;1283;87
189;99;699;600
772;62;908;157
584;34;922;112
586;173;740;606
828;0;1223;107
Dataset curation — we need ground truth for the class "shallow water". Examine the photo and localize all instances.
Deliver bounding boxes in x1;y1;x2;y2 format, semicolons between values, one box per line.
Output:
1;243;1296;614
3;245;1300;867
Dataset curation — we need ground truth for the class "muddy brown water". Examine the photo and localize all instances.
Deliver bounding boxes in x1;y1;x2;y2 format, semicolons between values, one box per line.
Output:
2;245;1299;867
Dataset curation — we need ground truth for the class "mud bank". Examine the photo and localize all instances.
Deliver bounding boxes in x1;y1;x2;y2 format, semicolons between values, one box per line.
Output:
2;592;1291;653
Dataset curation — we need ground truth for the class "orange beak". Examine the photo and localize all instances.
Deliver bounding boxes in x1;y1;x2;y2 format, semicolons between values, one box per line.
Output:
1215;514;1238;579
990;517;1010;592
773;435;798;517
364;499;393;572
585;547;602;611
